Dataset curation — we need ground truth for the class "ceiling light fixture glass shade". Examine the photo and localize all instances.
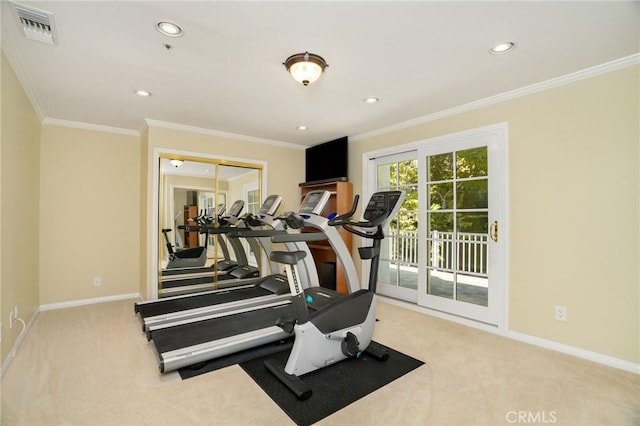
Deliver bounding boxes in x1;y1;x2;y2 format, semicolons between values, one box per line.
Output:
284;52;328;86
169;159;184;167
490;42;515;54
157;21;183;37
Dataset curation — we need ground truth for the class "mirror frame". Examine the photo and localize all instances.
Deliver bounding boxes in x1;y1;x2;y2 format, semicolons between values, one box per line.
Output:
150;148;267;300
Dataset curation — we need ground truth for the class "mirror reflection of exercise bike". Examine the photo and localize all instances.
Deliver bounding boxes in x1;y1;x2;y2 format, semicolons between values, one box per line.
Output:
265;190;405;399
161;205;220;270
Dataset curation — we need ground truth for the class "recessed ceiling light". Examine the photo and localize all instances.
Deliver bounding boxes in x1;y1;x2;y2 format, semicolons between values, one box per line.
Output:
134;90;152;97
297;125;308;131
363;97;379;104
157;21;183;37
490;42;515;55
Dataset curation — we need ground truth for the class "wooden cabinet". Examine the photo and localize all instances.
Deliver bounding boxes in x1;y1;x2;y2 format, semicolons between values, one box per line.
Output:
183;205;198;248
300;181;353;294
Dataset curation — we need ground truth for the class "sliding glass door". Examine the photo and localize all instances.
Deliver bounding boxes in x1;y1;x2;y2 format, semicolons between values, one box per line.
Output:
369;124;507;326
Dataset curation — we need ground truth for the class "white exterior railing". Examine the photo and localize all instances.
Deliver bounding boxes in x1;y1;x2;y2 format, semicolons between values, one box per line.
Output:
389;230;488;276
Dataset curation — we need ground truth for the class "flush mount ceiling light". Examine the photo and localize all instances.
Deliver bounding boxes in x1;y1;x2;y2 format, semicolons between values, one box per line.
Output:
490;42;515;55
284;52;328;86
363;97;379;104
134;90;152;97
157;21;183;37
169;159;184;168
296;125;308;130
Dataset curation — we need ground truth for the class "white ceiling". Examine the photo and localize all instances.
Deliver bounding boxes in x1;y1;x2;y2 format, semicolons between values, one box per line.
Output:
2;1;638;147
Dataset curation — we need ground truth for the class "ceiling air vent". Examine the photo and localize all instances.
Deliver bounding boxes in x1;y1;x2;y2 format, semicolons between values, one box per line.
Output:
11;1;57;45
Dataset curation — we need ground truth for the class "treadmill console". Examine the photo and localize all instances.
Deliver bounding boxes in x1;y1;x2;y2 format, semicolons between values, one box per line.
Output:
227;200;245;217
258;195;282;216
298;190;330;215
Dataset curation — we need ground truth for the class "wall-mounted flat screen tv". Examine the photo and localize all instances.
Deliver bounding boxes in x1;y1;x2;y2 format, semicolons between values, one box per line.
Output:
304;136;348;184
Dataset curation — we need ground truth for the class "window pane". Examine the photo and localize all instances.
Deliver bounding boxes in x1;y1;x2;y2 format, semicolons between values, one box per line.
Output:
456;147;487;179
377;254;396;286
456;212;488;234
428;212;454;233
396;211;418;265
427;268;454;299
398;160;418;184
456;179;488;209
428;182;453;211
401;184;418;211
456;273;488;306
377;163;395;189
457;232;488;275
428;153;453;182
427;234;454;269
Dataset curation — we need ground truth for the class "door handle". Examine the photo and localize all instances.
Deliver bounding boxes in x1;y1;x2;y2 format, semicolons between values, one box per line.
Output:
490;221;498;242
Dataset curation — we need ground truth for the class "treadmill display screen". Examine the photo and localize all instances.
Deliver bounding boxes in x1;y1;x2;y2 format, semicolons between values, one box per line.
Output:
298;191;329;215
259;195;282;215
227;200;244;217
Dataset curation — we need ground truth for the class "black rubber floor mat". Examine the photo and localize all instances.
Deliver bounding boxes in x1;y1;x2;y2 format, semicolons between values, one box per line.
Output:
240;341;424;426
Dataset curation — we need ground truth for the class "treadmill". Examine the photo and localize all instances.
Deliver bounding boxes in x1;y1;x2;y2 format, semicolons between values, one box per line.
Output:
135;194;322;333
145;190;360;373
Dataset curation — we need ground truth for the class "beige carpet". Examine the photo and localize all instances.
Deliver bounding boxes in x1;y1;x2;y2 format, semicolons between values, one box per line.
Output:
1;298;638;425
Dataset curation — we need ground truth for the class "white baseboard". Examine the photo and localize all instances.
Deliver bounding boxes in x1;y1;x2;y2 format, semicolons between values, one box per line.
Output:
1;309;40;378
39;292;141;311
378;297;639;375
507;331;640;375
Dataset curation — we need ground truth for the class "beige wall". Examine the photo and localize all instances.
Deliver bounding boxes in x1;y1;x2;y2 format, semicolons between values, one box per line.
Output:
1;52;41;365
39;125;141;304
350;65;640;364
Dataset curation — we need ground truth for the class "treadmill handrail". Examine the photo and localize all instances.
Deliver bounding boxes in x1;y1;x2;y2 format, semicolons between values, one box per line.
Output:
271;233;328;243
227;229;287;238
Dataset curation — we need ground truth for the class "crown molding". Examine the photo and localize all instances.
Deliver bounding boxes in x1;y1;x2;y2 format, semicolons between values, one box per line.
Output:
42;118;139;136
144;119;306;150
2;39;46;122
351;53;640;142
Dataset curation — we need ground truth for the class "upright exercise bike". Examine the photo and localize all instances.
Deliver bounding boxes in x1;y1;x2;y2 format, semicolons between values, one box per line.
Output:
265;190;405;399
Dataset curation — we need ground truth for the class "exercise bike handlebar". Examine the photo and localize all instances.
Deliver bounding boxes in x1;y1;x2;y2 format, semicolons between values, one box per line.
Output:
328;195;387;240
330;194;360;223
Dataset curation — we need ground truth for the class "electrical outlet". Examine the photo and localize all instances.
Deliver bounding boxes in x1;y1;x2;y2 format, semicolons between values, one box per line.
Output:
555;305;567;321
93;277;101;287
